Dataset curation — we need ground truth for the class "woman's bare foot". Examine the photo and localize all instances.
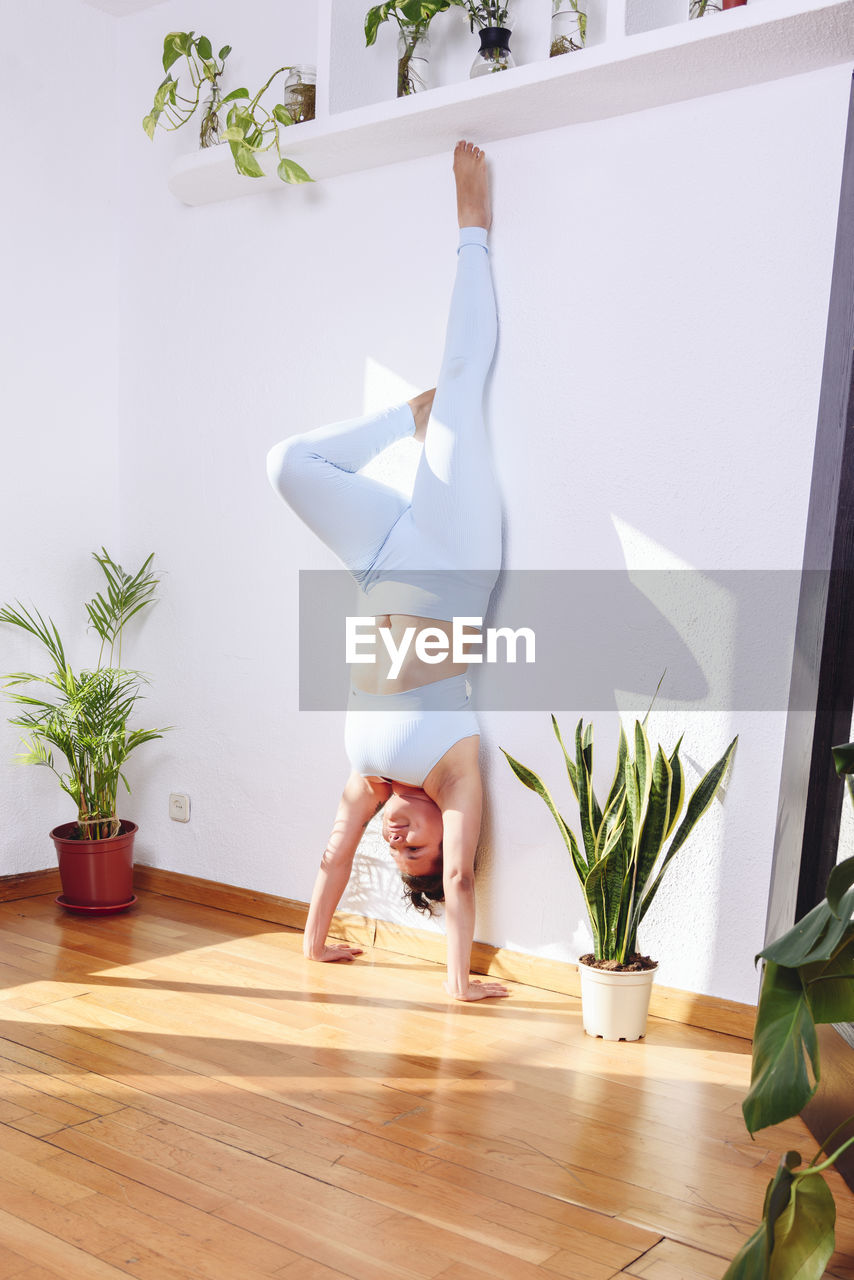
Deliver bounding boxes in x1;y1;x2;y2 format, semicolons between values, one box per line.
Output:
408;388;435;442
454;139;491;232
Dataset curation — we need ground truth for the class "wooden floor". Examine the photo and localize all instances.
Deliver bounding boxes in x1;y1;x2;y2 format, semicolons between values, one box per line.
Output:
0;891;852;1280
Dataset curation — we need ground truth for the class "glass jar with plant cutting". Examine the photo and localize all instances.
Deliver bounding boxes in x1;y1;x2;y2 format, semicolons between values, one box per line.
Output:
456;1;516;77
550;0;587;56
143;31;231;149
365;2;460;97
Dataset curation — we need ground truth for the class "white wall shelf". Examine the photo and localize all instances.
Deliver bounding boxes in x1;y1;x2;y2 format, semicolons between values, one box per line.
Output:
168;0;854;206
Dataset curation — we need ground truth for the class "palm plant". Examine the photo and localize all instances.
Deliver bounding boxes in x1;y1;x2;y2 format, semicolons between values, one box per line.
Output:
502;712;738;964
0;550;170;841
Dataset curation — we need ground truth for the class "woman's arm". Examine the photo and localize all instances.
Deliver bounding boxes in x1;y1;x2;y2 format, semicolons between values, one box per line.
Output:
304;771;390;962
429;745;509;1002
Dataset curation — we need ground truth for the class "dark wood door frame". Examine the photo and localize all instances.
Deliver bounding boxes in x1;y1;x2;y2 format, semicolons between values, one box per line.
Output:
765;69;854;945
765;68;854;1191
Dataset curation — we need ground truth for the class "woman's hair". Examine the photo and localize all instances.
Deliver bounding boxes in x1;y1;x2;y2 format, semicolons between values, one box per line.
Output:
400;872;445;916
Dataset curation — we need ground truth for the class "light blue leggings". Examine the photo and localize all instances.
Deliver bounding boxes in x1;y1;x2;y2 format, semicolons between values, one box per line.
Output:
266;226;501;785
266;227;501;602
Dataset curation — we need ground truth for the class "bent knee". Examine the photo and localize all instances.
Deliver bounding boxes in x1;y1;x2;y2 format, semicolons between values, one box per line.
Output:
265;435;314;499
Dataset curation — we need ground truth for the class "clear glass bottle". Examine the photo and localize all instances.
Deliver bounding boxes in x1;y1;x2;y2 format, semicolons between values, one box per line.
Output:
550;0;587;56
283;65;317;123
397;21;431;96
470;27;515;78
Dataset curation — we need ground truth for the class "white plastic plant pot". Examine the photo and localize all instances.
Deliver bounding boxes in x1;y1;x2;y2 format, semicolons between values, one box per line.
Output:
577;959;658;1041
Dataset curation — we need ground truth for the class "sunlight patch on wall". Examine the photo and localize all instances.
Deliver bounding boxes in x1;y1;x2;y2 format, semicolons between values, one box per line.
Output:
610;513;736;715
360;357;421;494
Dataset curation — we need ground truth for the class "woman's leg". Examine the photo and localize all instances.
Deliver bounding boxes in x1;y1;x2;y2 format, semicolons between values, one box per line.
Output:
409;147;501;572
266;403;414;579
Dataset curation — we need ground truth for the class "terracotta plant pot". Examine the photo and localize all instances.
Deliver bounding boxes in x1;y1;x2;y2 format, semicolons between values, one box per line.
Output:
50;820;138;911
578;958;658;1041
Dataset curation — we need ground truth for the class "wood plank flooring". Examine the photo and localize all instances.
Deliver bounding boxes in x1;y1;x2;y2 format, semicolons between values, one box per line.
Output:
0;890;851;1280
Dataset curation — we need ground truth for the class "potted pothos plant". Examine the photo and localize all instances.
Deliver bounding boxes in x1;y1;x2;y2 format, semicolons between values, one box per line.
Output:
456;0;516;76
365;1;461;96
503;708;737;1040
143;31;231;148
0;550;170;913
143;32;313;186
723;742;854;1280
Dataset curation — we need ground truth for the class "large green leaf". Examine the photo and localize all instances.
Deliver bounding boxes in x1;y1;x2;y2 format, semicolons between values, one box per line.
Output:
802;931;854;1024
826;855;854;920
742;963;818;1135
722;1151;799;1280
767;1167;836;1280
760;900;845;969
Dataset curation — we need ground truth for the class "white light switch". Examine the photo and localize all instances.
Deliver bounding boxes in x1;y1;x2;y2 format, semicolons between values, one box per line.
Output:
169;792;190;823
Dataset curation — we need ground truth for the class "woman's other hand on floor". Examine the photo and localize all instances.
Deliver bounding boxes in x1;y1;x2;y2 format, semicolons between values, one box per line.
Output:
444;979;510;1001
305;943;364;962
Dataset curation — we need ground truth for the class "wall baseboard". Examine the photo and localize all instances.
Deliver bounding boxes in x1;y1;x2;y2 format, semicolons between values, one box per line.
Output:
2;864;757;1040
0;868;62;901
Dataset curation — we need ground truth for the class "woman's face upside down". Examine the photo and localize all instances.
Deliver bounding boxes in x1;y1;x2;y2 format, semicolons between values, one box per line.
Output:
381;788;444;878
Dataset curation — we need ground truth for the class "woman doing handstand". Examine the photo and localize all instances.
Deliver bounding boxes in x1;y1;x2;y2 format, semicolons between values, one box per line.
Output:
266;141;508;1001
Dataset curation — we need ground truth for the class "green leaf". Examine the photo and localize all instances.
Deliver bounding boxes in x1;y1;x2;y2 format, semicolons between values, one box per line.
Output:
162;32;185;73
760;897;850;969
602;720;628;816
142;113;156;139
826;855;854;919
196;34;212;60
634;719;652;812
635;745;672;896
272;104;294;126
722;1152;799;1280
234;146;265;178
767;1168;836;1280
742;963;818;1135
664;735;685;839
832;740;854;777
551;714;578;800
501;748;586;881
802;932;854;1024
576;720;597;865
277;157;314;184
221;87;250;104
218;45;232;60
222;127;245;142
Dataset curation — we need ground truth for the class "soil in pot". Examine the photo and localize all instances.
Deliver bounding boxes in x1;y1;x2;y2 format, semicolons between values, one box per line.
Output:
579;952;657;972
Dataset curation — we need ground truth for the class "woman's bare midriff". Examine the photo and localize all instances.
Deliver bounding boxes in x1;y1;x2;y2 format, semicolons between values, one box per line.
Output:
350;614;481;694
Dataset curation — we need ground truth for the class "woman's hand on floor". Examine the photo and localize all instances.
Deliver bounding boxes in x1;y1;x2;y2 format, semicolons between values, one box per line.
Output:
305;943;364;962
444;979;510;1001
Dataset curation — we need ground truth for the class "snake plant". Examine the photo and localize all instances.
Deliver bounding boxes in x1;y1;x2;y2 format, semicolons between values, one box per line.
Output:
1;550;170;841
502;715;738;964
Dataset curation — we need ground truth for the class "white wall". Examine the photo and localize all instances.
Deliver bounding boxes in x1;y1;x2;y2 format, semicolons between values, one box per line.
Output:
0;0;121;871
3;0;847;1006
